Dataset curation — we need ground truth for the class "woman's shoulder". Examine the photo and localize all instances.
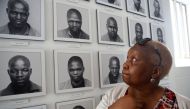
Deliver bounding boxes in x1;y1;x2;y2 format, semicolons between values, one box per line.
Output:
175;92;190;109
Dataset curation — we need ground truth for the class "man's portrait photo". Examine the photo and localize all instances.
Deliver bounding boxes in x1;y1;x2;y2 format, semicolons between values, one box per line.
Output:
126;0;147;16
56;98;95;109
99;51;125;88
97;10;125;45
128;18;150;46
0;0;45;40
96;0;123;9
0;49;46;101
151;23;165;43
54;1;91;43
54;50;93;93
148;0;164;21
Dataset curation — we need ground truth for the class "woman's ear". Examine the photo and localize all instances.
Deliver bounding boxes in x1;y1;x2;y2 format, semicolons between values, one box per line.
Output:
152;66;161;79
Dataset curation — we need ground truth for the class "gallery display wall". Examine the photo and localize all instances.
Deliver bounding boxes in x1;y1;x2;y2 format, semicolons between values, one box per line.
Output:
0;0;172;108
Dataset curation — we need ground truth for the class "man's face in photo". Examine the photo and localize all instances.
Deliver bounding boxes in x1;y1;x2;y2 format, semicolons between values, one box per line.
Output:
157;28;163;42
8;59;31;87
135;23;143;42
7;2;29;28
133;0;141;9
108;0;116;4
154;0;160;15
68;61;84;82
107;19;118;39
109;59;120;78
67;12;82;34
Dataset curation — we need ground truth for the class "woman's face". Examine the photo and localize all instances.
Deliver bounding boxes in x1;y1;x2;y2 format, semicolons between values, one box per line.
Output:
122;46;154;87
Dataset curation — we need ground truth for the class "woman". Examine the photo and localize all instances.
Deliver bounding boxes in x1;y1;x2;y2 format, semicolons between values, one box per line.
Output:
97;38;190;109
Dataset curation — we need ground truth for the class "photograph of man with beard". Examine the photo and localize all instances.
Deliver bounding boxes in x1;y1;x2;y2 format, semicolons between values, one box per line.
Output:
59;56;91;89
101;17;123;42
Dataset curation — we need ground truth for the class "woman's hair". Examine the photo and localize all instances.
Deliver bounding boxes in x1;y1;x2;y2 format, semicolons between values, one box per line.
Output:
135;38;172;79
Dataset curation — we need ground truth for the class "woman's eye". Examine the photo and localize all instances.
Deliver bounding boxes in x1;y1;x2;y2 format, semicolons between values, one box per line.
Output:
132;58;137;63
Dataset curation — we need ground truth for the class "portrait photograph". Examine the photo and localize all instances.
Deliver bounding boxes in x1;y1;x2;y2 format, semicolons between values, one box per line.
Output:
148;0;164;21
150;23;165;43
98;51;126;88
127;17;151;46
96;0;123;9
56;97;95;109
126;0;148;16
54;49;94;93
16;104;47;109
0;0;45;40
97;10;125;46
54;0;92;43
0;48;46;101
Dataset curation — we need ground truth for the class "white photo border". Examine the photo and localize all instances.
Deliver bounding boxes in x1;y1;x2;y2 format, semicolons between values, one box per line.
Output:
97;10;126;46
0;48;46;101
54;49;94;93
150;22;165;43
127;17;151;47
126;0;148;17
53;0;92;43
98;50;126;88
96;0;123;10
0;0;45;40
148;0;164;22
56;97;95;109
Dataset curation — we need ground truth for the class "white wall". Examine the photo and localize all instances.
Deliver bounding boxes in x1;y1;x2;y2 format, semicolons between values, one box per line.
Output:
0;0;189;109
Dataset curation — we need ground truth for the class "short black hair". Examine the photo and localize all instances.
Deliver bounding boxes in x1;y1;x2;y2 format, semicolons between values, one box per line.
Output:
7;0;29;12
109;56;120;66
68;56;83;67
8;55;30;68
67;8;82;20
135;23;143;30
73;105;85;109
107;17;117;27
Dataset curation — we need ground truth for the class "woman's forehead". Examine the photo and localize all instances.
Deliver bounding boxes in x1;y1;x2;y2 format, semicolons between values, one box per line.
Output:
128;45;152;57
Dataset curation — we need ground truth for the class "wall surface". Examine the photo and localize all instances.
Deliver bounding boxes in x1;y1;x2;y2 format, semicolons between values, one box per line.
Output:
0;0;189;109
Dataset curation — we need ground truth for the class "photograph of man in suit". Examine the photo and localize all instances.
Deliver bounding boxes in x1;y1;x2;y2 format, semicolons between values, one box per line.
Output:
0;0;40;36
57;8;89;39
132;0;145;13
59;56;91;89
104;56;123;85
101;17;123;42
0;55;41;96
153;0;162;18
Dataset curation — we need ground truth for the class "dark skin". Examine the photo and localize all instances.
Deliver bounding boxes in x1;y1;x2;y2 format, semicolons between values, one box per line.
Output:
108;45;164;109
7;1;29;34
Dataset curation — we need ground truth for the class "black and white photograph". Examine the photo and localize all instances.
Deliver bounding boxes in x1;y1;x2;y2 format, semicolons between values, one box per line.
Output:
96;0;123;9
97;10;125;45
16;104;47;109
54;0;91;43
0;0;45;40
148;0;164;21
126;0;148;16
150;23;165;43
0;48;46;101
56;98;95;109
54;49;94;93
128;17;150;46
99;51;125;88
